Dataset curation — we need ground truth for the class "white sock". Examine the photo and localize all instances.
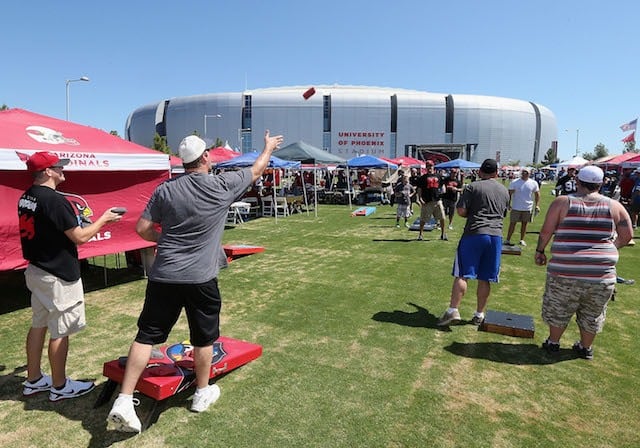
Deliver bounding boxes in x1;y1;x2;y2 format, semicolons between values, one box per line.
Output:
473;311;484;318
117;393;134;401
447;307;458;314
195;386;209;395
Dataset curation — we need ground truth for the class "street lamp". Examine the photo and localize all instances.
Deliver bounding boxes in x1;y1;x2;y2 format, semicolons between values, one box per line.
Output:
65;76;90;121
203;114;222;137
565;128;579;157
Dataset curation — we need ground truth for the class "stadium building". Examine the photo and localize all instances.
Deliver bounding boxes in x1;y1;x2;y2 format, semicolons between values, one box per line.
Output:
125;85;557;165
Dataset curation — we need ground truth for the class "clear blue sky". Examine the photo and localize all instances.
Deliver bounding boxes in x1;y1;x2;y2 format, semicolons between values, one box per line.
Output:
2;1;638;162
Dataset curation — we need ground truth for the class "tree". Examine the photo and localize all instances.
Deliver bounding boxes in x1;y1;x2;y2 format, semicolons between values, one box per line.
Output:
152;133;171;154
582;143;608;161
542;147;559;165
624;141;637;153
109;130;120;137
0;104;8;111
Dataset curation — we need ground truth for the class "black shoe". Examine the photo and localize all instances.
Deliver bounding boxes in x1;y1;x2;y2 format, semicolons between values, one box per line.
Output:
542;339;560;354
572;341;594;360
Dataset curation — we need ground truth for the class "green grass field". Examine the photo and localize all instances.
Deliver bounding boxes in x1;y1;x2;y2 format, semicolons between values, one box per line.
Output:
0;183;638;448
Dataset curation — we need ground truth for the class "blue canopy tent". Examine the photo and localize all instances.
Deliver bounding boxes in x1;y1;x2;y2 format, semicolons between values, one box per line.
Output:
216;151;301;222
215;151;301;169
434;158;481;169
346;154;398;169
345;155;398;208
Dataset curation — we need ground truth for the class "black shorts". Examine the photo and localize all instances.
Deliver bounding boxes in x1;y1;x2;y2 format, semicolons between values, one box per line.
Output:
442;198;456;217
135;278;222;347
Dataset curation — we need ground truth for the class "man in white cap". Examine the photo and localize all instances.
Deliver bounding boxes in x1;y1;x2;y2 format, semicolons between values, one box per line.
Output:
107;130;283;433
534;165;633;360
18;151;123;401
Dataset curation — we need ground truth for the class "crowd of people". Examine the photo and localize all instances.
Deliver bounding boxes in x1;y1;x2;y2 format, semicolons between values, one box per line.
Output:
15;142;637;435
386;159;635;363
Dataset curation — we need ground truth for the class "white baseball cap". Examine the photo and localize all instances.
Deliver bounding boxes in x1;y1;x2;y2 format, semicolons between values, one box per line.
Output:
178;135;207;163
577;165;604;184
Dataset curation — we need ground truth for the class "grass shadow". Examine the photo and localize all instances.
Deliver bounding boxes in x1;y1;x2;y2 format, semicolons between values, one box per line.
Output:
0;264;145;315
444;341;579;365
371;238;418;243
372;302;452;332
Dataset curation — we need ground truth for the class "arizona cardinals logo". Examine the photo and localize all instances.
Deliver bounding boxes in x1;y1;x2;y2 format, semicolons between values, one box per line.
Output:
25;125;79;145
166;343;194;362
58;192;93;227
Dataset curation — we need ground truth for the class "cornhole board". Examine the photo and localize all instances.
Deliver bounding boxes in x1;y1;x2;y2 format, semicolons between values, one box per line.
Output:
479;310;535;338
95;336;262;429
223;244;265;262
501;245;522;255
408;218;436;232
351;206;376;216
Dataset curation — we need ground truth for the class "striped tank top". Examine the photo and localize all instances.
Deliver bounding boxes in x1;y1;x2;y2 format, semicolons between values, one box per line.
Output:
548;195;618;284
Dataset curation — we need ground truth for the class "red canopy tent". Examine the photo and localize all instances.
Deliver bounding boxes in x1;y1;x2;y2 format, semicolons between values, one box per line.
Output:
595;152;639;168
621;153;640;169
389;156;426;168
209;146;240;164
0;109;170;271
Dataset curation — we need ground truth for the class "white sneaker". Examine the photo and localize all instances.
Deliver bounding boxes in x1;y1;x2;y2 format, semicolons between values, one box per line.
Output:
519;240;527;246
108;395;142;433
23;373;52;396
448;224;454;230
437;309;461;326
49;378;95;402
190;384;221;413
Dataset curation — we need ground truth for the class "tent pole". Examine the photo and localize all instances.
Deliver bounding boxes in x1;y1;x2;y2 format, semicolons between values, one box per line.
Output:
313;165;318;218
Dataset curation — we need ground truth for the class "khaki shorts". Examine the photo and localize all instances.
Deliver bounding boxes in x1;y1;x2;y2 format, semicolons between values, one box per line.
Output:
510;209;532;223
541;274;614;334
420;200;445;222
25;264;86;339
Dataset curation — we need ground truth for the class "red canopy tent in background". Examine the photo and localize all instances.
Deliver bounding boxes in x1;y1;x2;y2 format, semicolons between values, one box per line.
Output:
209;146;240;164
0;108;170;271
593;152;639;169
389;156;426;169
621;153;640;169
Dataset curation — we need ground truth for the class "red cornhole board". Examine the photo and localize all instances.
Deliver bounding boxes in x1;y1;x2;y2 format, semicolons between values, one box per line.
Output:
223;244;265;262
96;336;261;430
100;336;262;402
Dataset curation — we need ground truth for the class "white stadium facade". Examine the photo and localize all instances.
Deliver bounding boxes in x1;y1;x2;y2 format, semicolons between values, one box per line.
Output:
125;85;558;165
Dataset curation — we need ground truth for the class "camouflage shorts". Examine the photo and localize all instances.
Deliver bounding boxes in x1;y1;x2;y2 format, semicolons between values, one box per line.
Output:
541;274;615;334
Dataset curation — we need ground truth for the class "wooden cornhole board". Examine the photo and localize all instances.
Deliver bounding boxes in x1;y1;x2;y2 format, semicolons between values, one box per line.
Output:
479;310;535;338
223;244;265;262
501;245;522;255
96;336;262;429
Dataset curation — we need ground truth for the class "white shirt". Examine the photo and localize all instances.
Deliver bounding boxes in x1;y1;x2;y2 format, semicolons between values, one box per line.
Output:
509;177;539;211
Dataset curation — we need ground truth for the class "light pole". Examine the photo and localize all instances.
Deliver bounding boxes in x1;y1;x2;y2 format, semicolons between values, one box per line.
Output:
564;128;579;157
203;114;222;137
65;76;90;121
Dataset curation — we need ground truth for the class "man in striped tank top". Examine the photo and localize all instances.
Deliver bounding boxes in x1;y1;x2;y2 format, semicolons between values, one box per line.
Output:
534;165;633;360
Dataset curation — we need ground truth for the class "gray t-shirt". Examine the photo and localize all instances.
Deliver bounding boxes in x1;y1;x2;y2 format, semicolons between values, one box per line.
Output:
143;169;252;283
456;178;509;236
